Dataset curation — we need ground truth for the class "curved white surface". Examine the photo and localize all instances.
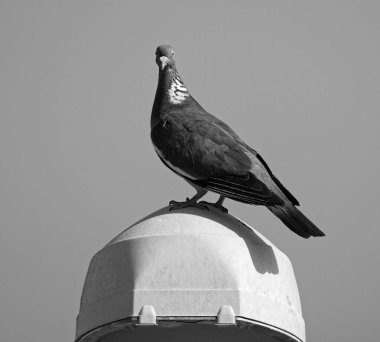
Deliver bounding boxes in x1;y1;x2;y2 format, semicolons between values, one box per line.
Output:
76;206;305;342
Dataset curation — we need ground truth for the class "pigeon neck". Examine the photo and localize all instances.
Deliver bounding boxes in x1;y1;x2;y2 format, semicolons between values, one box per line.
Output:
159;68;189;104
166;71;189;105
151;68;190;128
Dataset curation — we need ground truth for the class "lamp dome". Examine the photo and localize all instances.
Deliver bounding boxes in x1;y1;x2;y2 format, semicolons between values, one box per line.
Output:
76;206;305;342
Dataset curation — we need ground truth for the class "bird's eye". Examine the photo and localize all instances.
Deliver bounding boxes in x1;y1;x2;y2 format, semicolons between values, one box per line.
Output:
172;51;175;56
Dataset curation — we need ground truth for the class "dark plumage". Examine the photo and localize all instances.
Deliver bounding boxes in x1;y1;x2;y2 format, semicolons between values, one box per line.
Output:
151;45;325;238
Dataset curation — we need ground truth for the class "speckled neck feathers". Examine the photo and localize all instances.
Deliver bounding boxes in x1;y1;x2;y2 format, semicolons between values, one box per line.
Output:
168;72;189;104
151;66;193;128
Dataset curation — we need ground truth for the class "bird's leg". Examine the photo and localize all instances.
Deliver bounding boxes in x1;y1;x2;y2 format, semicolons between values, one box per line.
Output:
200;195;228;213
169;188;209;211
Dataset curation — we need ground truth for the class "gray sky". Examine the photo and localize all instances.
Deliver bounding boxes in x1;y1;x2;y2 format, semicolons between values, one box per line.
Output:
1;1;379;341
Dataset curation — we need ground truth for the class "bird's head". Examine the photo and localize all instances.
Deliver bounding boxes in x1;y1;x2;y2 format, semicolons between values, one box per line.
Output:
155;45;176;71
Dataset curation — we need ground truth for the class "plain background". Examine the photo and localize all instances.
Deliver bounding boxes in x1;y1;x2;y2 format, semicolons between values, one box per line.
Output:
1;1;379;341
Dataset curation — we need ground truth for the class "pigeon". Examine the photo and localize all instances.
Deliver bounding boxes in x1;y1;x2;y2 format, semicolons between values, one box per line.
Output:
151;45;325;238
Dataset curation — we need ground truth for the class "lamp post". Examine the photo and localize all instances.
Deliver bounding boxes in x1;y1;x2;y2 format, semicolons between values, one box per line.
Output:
75;206;305;342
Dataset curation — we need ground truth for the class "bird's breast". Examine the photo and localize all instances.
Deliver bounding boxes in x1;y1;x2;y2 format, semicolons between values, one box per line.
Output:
151;120;199;180
153;144;197;180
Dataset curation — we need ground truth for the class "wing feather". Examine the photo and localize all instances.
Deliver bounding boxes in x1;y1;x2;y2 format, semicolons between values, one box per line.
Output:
151;110;289;206
193;173;284;206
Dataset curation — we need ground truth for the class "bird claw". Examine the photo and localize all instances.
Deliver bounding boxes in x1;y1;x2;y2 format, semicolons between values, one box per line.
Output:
169;199;209;211
199;201;228;213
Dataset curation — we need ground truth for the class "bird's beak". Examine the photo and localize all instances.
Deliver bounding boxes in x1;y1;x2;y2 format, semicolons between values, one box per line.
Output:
159;56;169;70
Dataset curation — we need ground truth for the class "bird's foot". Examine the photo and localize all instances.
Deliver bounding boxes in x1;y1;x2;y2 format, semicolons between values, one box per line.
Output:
169;198;209;211
199;201;228;213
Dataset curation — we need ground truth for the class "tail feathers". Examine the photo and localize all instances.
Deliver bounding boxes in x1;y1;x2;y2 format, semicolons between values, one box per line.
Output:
268;204;325;238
